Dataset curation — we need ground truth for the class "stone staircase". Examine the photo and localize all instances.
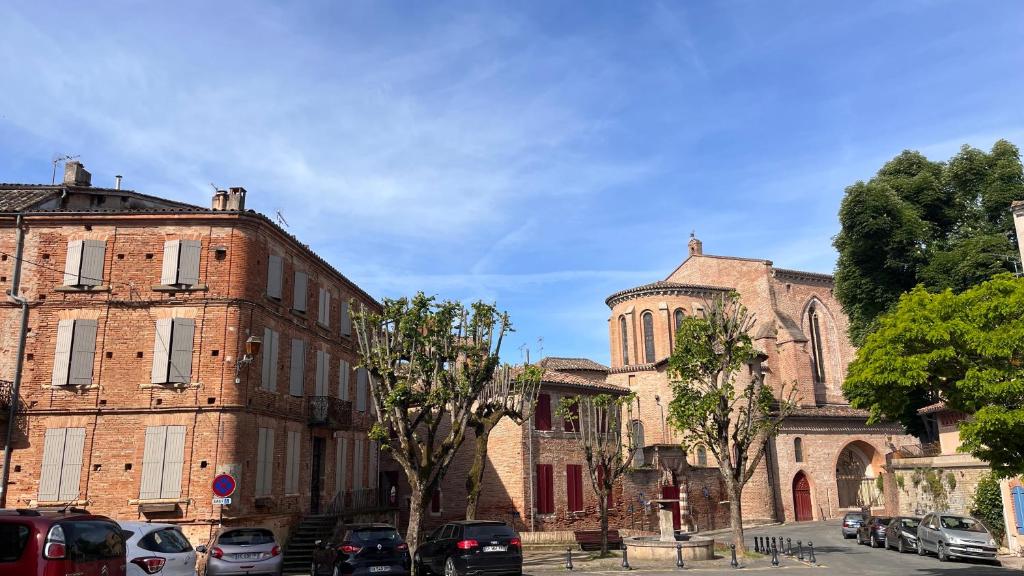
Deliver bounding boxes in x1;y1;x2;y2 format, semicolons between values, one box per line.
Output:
282;514;340;575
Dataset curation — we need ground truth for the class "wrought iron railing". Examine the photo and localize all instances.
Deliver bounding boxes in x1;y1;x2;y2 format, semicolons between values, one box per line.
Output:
308;396;352;430
0;380;13;415
893;442;942;458
321;488;396;516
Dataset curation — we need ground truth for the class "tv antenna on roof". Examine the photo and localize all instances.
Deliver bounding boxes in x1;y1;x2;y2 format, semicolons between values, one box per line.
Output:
51;154;79;184
275;210;290;228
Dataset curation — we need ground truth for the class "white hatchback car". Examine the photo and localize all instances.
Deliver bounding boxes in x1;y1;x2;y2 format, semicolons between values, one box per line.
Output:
119;521;198;576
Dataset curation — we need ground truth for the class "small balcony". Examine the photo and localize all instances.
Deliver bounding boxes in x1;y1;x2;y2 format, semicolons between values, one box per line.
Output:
0;380;13;422
308;396;352;430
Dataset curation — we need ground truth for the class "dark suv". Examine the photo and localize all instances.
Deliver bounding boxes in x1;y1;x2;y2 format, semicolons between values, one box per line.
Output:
857;516;891;547
415;521;522;576
0;508;126;576
312;523;410;576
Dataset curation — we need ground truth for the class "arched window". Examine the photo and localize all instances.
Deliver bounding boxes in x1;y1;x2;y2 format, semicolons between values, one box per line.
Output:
808;305;827;384
696;446;707;467
674;308;685;332
642;311;655;363
619;316;629;365
631;420;645;467
794;437;804;463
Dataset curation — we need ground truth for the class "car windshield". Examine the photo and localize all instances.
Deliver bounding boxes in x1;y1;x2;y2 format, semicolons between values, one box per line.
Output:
465;525;516;540
0;524;30;563
351;528;401;544
218;529;275;546
901;519;920;530
845;514;864;521
940;516;985;533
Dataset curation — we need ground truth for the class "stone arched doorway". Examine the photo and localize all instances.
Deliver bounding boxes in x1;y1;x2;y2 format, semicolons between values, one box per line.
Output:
793;472;813;521
836;441;881;509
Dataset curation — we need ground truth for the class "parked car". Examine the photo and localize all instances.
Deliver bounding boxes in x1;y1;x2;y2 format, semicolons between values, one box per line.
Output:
856;516;891;548
0;508;126;576
916;512;999;564
119;521;197;576
312;523;410;576
884;516;921;553
840;512;865;539
414;520;522;576
197;527;283;576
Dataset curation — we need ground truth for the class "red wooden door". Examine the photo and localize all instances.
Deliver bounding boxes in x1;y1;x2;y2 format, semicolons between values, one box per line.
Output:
661;485;681;530
793;472;812;521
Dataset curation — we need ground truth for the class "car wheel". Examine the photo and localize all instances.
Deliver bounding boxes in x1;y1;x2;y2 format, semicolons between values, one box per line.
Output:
937;542;947;562
444;557;459;576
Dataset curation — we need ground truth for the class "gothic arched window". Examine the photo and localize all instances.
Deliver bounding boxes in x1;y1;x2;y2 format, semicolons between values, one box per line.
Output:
696;446;707;467
642;311;656;363
619;315;629;365
674;308;685;332
808;305;827;384
794;437;804;463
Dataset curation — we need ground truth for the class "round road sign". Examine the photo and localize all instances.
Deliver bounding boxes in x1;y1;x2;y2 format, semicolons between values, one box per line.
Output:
212;473;237;498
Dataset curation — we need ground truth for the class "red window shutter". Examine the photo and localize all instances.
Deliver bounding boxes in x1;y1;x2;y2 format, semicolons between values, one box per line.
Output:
536;464;554;514
546;465;555;513
567;465;584;512
536;394;551;431
563;402;579;432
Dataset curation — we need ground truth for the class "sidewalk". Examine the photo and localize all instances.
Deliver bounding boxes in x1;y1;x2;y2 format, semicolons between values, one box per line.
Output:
524;547;810;574
998;553;1024;571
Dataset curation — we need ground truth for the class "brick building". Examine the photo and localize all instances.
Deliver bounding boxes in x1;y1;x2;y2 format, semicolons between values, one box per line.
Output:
0;163;384;546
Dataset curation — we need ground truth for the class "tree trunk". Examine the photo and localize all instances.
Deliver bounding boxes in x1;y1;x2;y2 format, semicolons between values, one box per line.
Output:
727;482;745;553
407;485;427;570
464;421;490;520
599;493;610;557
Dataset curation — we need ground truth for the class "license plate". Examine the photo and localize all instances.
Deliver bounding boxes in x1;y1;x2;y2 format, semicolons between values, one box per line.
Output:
234;553;259;560
370;566;391;573
483;546;507;552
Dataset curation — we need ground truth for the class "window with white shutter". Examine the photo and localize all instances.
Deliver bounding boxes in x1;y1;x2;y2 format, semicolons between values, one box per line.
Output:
340;301;352;337
260;328;280;392
151;318;195;384
293;271;308;313
338;359;350;401
289;339;306;396
285;430;301;494
255;427;274;497
38;428;86;502
266;255;283;299
160;239;202;286
335;437;348;496
63;239;105;287
139;425;186;500
356;367;368;412
51;319;98;386
353;438;365;490
368;440;378;491
318;287;331;327
315;350;330;396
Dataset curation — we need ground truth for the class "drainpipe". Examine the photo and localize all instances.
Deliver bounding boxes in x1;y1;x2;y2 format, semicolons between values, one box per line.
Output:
1;214;29;507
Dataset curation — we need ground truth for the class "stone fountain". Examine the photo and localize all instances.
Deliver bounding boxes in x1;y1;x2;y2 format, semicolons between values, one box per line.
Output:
624;498;715;562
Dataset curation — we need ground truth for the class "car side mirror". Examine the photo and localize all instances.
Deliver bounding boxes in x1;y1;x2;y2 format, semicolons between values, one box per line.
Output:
196;545;208;554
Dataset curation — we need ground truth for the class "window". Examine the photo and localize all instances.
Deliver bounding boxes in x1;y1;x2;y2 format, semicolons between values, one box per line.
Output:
354;438;365;489
335;437;348;495
696;446;707;467
139;425;186;499
563;398;579;432
260;328;280;392
674;308;685;332
338;359;351;400
60;521;125;562
794;437;804;463
285;430;301;494
38;427;86;501
1012;486;1024;535
139;528;192;554
631;420;645;467
217;529;275;546
51;319;97;386
535;394;552;431
642;311;655;363
160;239;201;286
340;300;352;337
619;316;629;365
255;427;275;497
0;524;30;562
62;239;105;287
808;305;827;383
356;367;368;411
566;464;584;512
535;464;554;514
315;349;330;396
289;339;306;396
440;525;455;540
266;254;283;299
151;318;195;384
293;271;308;312
430;489;442;515
318;287;331;326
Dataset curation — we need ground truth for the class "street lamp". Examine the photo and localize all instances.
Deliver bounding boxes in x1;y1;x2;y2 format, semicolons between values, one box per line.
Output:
234;335;263;383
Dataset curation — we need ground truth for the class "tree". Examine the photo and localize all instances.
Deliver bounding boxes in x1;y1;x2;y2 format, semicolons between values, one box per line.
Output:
557;392;639;557
834;141;1023;345
971;473;1006;544
353;293;510;557
464;364;543;520
666;293;796;552
843;274;1024;477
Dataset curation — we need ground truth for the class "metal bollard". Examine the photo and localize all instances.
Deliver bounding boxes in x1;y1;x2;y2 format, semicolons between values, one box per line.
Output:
786;537;792;556
808;541;816;564
566;547;573;570
621;544;631;570
730;544;739;568
771;536;776;552
676;544;684;569
771;542;779;567
797;540;803;561
754;536;761;554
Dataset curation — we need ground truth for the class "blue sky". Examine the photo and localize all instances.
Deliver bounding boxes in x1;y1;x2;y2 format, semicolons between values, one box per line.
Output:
2;1;1023;364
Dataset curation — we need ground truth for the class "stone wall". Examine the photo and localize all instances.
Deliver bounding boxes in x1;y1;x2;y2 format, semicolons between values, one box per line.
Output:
889;455;990;516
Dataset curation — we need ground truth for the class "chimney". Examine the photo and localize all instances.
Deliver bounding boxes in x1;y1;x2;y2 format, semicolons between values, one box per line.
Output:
688;232;703;257
211;189;229;210
114;175;122;190
63;161;92;187
211;187;246;211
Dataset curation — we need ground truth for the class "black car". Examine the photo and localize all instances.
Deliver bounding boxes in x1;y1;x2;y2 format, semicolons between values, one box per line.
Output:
312;524;411;576
884;516;921;553
856;516;892;548
414;521;522;576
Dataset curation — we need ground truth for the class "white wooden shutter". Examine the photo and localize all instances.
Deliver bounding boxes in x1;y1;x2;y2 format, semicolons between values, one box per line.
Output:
160;240;181;285
261;327;279;392
56;428;85;501
293;271;308;312
368;440;377;491
160;426;186;498
270;331;280;391
338;359;350;400
267;255;283;299
319;288;331;325
315;350;329;396
354;438;364;489
263;428;275;495
335;437;348;495
151;319;173;383
68;320;97;386
285;430;299;494
255;428;268;496
80;240;105;286
177;240;201;286
356;368;367;412
289;339;305;396
51;320;75;386
340;301;351;336
38;428;67;501
140;426;168;499
63;241;84;285
169;318;195;383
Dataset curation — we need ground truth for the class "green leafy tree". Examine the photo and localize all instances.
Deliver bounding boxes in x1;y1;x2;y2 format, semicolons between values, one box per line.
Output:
666;293;796;552
353;293;510;558
834;141;1023;345
844;274;1024;477
971;473;1006;544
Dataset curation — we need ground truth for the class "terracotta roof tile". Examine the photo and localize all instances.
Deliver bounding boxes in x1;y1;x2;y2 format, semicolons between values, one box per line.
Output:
539;370;628;394
538;357;609;372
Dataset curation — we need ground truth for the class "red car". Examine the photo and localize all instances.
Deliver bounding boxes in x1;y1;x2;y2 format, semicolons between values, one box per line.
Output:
0;508;126;576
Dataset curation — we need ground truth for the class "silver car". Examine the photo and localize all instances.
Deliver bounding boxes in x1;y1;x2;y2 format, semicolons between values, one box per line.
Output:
119;521;197;576
197;527;283;576
916;512;999;563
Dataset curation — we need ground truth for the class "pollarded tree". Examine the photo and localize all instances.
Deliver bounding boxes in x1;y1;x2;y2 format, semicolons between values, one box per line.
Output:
354;293;510;556
464;364;544;520
666;293;796;553
558;392;639;557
